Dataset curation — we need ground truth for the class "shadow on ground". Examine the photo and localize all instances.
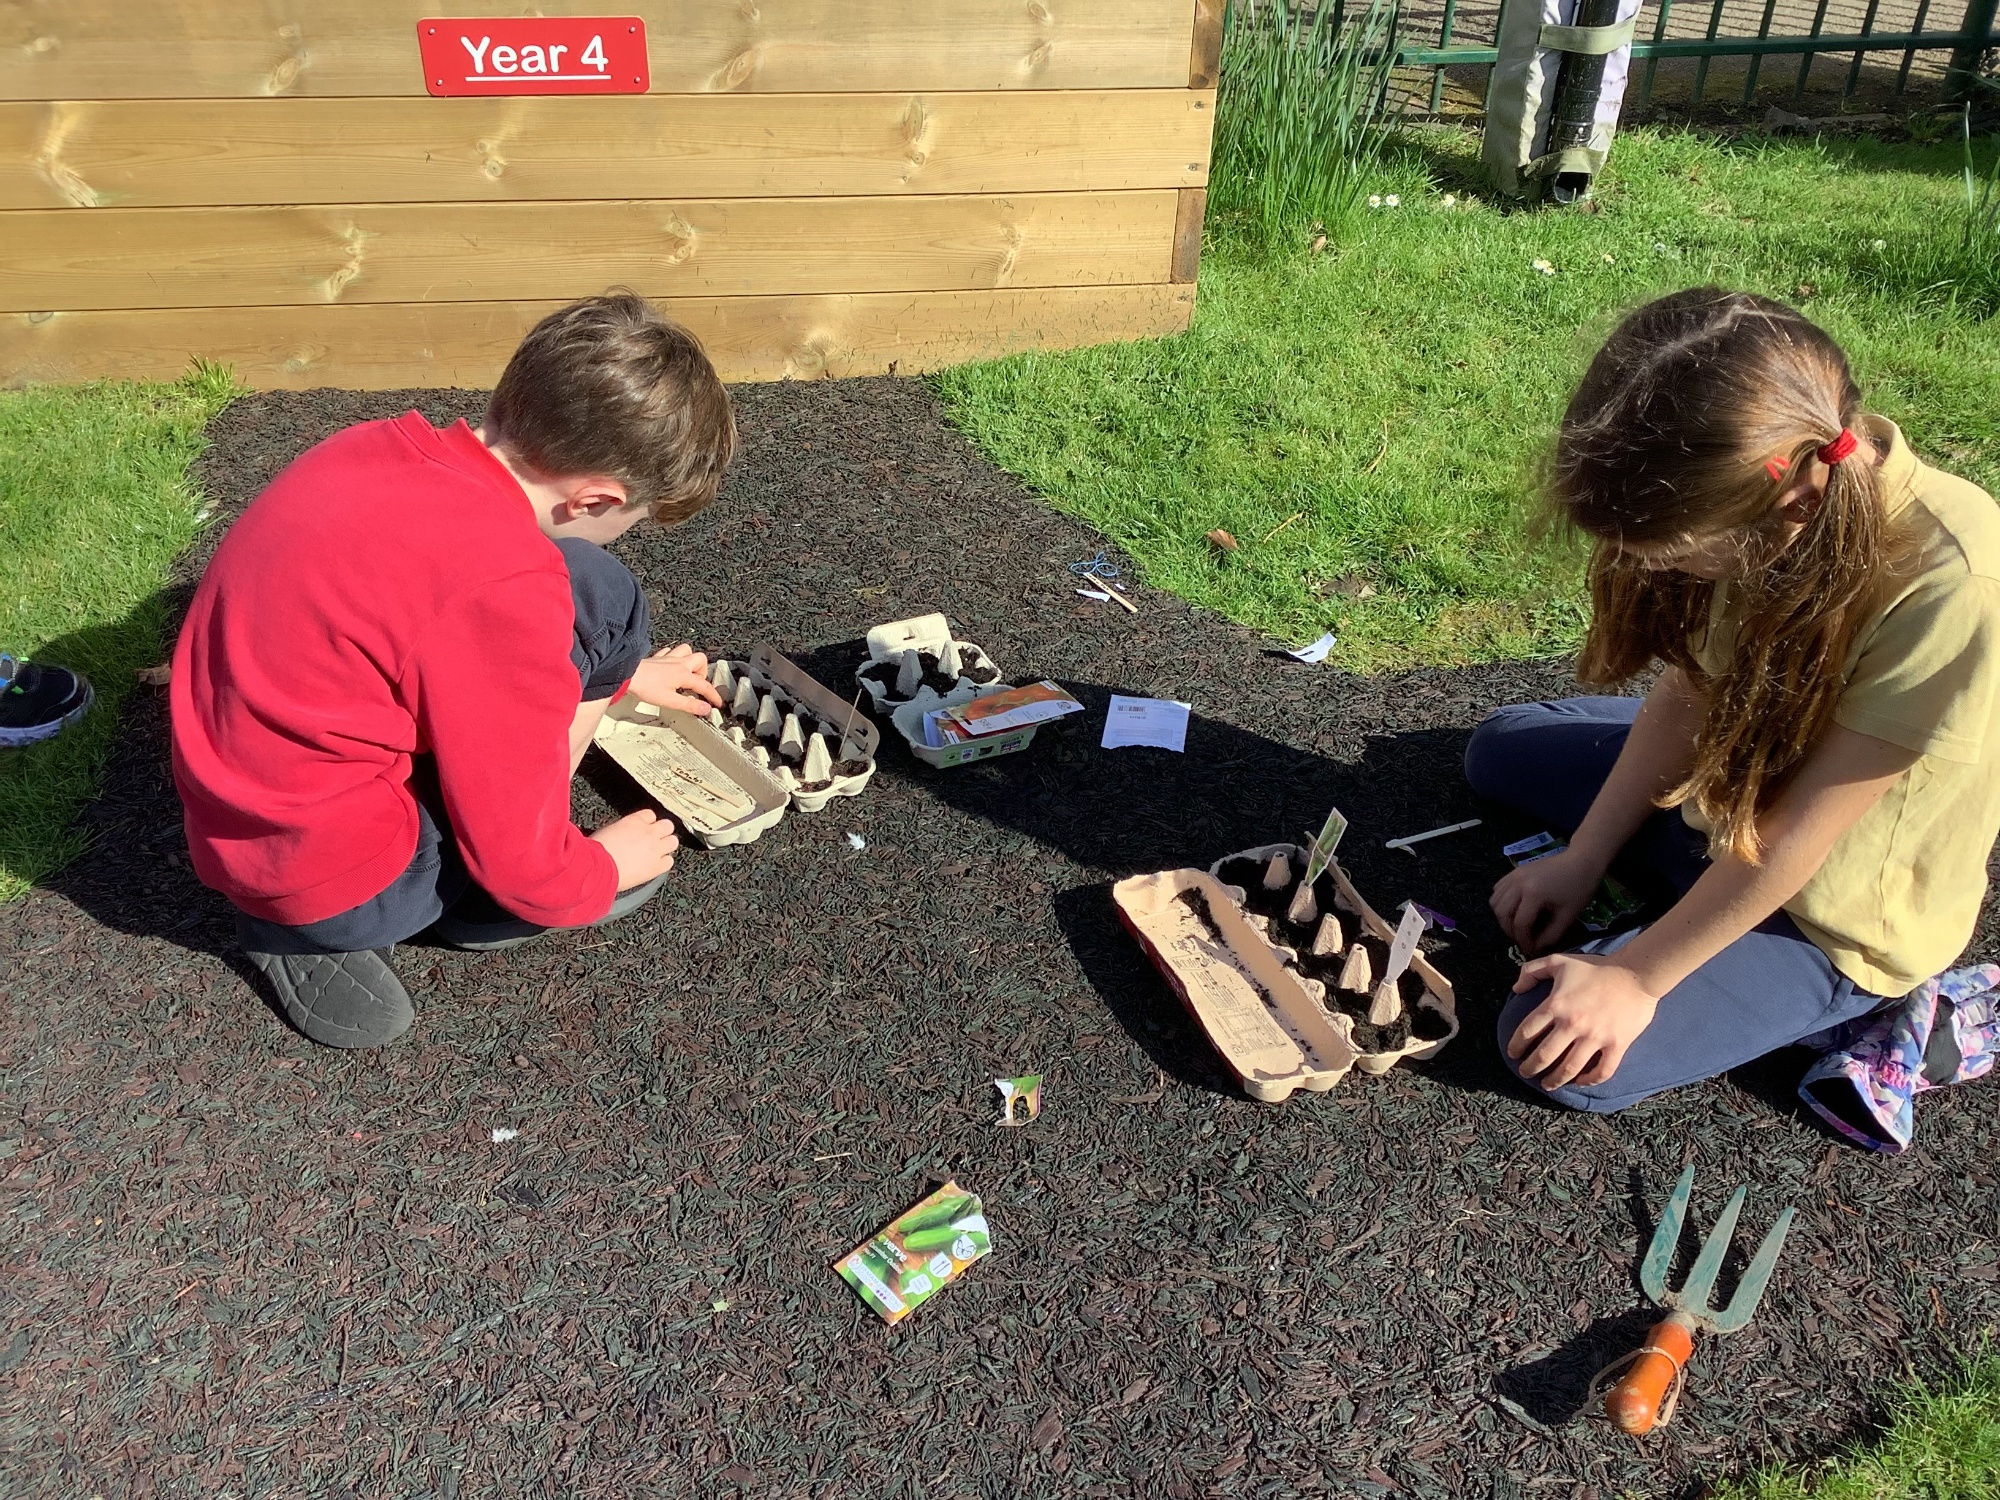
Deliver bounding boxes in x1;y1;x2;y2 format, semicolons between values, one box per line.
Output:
6;378;1999;1500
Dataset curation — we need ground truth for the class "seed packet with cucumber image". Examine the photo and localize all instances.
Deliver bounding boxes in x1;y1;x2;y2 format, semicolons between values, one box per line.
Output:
835;1181;991;1325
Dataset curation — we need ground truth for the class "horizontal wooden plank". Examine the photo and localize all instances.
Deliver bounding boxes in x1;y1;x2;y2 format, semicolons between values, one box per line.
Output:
0;90;1213;209
0;192;1180;312
0;1;1195;99
1;285;1197;388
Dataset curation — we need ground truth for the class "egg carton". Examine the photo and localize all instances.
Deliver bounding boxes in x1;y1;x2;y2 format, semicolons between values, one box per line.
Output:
592;699;789;848
710;649;880;812
855;612;1004;711
889;684;1042;769
1208;844;1459;1076
1112;868;1361;1103
590;648;878;846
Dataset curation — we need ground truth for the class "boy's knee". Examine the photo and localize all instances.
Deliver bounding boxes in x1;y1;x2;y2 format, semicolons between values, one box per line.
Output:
558;538;651;697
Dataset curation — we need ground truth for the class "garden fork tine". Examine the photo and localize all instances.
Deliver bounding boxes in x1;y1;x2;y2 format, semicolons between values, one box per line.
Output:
1603;1165;1796;1435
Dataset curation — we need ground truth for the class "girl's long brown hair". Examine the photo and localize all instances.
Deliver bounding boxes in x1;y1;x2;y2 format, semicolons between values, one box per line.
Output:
1552;288;1902;863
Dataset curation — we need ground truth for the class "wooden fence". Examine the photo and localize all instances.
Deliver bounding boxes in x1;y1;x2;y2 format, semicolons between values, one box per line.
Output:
0;1;1220;388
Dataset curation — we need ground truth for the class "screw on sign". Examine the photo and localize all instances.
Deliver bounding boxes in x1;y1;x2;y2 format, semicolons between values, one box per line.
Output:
417;16;650;95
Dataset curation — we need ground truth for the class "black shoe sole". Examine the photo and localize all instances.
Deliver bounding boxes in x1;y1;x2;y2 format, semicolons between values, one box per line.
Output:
246;945;414;1048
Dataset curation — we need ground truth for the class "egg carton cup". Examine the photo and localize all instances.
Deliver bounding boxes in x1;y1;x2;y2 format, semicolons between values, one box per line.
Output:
1209;843;1459;1075
1112;868;1362;1103
890;684;1042;769
856;611;1004;710
741;647;879;811
592;698;789;847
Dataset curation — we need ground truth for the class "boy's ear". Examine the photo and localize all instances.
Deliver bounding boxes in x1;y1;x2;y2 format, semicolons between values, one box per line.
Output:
557;473;632;518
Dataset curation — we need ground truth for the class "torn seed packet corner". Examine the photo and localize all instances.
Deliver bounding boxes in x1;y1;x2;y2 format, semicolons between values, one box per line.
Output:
994;1074;1043;1126
834;1181;992;1325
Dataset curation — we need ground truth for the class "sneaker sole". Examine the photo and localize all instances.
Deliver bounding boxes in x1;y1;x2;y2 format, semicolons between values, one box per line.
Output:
0;679;93;749
247;945;414;1049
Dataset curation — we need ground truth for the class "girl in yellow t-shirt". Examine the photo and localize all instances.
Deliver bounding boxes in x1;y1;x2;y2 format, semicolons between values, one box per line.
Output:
1465;286;2000;1112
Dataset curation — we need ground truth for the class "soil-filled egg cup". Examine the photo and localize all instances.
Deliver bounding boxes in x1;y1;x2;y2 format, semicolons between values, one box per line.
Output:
855;611;1003;710
1207;844;1459;1074
740;647;879;811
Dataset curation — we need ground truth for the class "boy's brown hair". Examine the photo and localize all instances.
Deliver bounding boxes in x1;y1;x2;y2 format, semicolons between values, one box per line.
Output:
486;292;737;524
1549;287;1906;863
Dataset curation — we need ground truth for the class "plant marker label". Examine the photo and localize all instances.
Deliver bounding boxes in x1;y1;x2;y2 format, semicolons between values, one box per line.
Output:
835;1182;991;1325
419;17;649;96
1299;805;1349;889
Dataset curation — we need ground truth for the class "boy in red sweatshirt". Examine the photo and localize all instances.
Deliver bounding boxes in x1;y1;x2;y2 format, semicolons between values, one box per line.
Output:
172;294;738;1049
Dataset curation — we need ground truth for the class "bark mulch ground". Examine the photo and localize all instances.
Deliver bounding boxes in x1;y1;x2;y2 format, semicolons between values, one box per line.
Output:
5;378;1998;1500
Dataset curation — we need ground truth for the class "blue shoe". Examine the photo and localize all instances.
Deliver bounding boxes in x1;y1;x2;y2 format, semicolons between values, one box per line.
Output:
1799;964;2000;1153
0;653;93;748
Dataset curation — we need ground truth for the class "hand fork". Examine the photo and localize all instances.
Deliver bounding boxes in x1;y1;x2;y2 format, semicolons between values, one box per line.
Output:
1598;1164;1795;1435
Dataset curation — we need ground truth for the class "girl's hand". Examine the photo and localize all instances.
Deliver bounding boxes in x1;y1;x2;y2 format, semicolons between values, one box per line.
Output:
630;643;723;716
1506;952;1661;1092
1490;847;1606;955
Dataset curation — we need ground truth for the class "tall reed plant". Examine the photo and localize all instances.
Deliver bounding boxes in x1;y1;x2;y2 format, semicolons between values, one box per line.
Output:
1209;0;1401;252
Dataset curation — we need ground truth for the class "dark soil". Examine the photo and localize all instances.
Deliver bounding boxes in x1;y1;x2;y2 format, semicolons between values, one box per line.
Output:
859;651;963;699
7;376;2000;1499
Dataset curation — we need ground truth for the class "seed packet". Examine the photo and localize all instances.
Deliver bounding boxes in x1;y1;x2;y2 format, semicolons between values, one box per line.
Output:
1502;832;1644;932
946;681;1085;737
834;1182;991;1325
994;1075;1042;1126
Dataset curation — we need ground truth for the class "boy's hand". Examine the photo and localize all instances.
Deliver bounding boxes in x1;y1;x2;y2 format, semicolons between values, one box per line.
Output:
1490;847;1605;955
591;808;679;889
630;643;723;716
1506;952;1660;1092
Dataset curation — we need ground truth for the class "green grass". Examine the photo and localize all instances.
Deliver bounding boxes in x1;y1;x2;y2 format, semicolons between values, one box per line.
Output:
1718;1354;2000;1500
937;125;2000;670
0;366;235;903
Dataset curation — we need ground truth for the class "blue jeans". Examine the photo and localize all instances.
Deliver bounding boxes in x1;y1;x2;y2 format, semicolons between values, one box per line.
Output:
235;539;650;955
1464;697;1889;1112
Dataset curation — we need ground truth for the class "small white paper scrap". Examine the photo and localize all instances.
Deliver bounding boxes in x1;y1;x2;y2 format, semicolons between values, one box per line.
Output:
846;832;867;851
1287;631;1338;664
490;1127;519;1143
1102;695;1191;752
1077;588;1113;602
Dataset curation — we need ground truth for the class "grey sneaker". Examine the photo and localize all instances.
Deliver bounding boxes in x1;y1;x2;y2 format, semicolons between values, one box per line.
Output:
242;940;414;1049
433;872;668;952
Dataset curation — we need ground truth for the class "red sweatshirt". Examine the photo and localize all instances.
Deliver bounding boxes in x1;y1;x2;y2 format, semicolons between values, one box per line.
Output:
171;413;618;928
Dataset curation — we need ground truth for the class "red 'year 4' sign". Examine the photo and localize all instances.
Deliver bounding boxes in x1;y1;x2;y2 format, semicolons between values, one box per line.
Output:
418;16;649;96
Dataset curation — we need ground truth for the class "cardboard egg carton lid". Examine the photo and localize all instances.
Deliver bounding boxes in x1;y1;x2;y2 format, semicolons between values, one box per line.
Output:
592;698;789;847
1209;843;1459;1075
1112;869;1362;1102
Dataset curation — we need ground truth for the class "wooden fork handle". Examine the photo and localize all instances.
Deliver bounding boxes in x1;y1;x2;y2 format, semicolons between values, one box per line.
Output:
1605;1316;1694;1435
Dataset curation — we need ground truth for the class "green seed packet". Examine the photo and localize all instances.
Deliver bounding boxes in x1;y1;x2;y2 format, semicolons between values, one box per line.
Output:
1502;832;1644;932
835;1181;992;1325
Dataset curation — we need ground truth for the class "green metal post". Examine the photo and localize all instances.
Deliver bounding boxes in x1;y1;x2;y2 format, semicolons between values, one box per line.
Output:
1691;0;1728;103
1899;0;1934;93
1744;0;1781;100
1640;0;1674;109
1430;0;1461;114
1844;0;1882;102
1794;0;1832;100
1944;0;1997;100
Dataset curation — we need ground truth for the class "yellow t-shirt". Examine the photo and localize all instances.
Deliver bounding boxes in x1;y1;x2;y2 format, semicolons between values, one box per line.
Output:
1686;417;2000;997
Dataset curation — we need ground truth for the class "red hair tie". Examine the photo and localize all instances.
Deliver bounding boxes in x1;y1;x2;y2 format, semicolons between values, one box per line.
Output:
1819;428;1860;465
